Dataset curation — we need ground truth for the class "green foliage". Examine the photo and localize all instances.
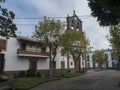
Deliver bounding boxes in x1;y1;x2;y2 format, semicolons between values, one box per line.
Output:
61;30;89;60
33;16;64;41
0;6;17;37
26;69;36;77
16;77;59;89
87;0;120;26
32;17;65;77
92;50;108;68
109;24;120;61
61;30;89;73
32;16;65;57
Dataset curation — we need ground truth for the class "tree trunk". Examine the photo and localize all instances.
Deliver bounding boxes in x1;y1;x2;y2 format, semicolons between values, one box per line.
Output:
74;60;77;74
84;53;87;71
49;44;52;78
67;53;70;73
106;63;108;69
99;63;102;69
79;59;81;73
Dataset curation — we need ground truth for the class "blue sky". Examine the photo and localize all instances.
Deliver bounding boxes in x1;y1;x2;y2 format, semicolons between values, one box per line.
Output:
0;0;110;50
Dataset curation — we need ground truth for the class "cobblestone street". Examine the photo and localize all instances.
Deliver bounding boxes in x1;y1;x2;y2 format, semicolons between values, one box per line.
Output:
30;70;120;90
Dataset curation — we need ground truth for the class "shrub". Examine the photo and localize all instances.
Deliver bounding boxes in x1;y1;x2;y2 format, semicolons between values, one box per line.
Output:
26;69;35;77
18;71;26;77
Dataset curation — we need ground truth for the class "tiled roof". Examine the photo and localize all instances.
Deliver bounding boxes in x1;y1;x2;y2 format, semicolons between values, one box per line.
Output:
17;36;41;43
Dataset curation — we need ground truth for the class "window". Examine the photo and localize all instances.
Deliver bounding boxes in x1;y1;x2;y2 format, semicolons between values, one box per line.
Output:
93;62;95;68
29;44;32;48
82;62;84;66
112;62;115;68
21;43;26;50
87;55;90;61
51;61;56;69
71;62;73;65
112;57;114;60
36;45;39;49
61;61;65;70
87;63;90;69
29;61;37;71
41;47;46;52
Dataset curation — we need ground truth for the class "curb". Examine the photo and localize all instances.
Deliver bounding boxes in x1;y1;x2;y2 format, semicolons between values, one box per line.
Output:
15;73;86;90
15;78;61;90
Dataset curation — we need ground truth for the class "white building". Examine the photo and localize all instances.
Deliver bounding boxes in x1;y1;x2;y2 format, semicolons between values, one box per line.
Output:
86;49;118;69
0;36;50;75
1;35;118;76
0;36;86;76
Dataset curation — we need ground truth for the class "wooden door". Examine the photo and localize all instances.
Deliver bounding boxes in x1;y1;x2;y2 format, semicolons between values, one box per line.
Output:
29;61;37;71
61;61;65;70
51;61;56;69
76;60;80;72
87;63;90;69
0;54;4;73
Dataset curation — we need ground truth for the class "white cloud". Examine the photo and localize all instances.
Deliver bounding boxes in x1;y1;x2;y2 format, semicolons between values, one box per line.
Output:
5;0;110;50
82;17;110;50
25;0;111;50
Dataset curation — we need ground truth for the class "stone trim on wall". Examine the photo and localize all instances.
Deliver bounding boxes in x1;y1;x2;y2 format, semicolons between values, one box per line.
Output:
3;68;75;76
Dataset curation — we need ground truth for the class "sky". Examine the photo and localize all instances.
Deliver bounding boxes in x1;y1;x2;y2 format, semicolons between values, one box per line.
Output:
0;0;111;50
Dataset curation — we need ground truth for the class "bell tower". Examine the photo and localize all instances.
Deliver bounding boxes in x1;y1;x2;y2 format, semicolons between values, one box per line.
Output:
66;10;82;31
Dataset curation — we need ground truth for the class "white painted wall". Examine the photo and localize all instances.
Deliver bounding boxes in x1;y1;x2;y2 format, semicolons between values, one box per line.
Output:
61;56;74;69
55;47;75;69
86;52;94;68
37;59;49;70
4;37;29;71
4;37;50;71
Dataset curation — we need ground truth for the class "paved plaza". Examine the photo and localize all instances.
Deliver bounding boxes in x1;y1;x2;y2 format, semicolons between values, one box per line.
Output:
30;70;120;90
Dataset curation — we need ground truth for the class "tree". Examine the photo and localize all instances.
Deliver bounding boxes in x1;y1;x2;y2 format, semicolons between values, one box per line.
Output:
104;53;109;68
109;24;120;69
0;6;17;38
61;30;89;73
32;17;65;77
87;0;120;26
92;50;108;69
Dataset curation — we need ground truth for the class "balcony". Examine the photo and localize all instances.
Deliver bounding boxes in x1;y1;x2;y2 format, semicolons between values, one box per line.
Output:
17;49;49;58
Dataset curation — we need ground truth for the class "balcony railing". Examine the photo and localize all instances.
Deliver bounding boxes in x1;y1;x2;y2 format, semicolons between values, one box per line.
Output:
17;49;49;58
